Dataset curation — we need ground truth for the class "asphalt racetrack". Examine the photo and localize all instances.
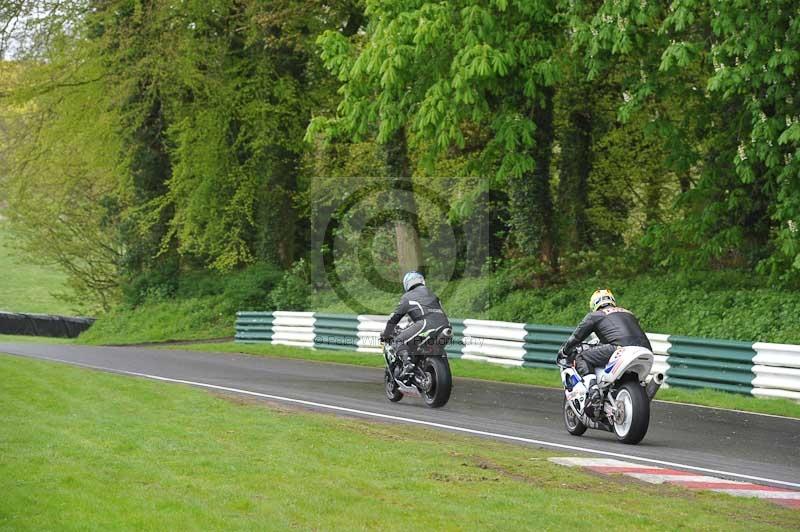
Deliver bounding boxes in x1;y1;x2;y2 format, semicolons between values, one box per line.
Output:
1;343;798;487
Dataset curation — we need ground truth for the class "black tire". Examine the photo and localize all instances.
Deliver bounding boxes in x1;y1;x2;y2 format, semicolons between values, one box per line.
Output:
613;380;650;444
563;396;587;436
421;356;452;408
384;368;403;402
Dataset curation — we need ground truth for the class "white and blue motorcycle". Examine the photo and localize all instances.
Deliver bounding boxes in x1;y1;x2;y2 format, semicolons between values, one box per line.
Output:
557;342;664;444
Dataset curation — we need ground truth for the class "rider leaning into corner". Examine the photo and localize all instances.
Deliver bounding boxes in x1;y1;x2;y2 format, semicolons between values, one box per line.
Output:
558;289;652;414
380;271;451;381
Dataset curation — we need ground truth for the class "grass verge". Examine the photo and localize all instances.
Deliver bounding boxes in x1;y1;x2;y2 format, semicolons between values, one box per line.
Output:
169;342;800;419
1;353;796;530
0;334;74;344
77;297;235;345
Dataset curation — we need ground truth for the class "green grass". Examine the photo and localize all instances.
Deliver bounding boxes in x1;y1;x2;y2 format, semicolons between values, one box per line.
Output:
1;353;796;530
169;342;800;419
0;334;74;344
77;296;235;345
78;265;287;345
0;221;73;315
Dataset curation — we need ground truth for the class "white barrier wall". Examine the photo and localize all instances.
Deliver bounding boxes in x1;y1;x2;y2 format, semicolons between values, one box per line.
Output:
647;333;672;383
461;319;527;366
752;342;800;400
271;311;315;348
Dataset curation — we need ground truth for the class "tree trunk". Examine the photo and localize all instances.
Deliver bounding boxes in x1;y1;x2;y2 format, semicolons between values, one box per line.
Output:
508;87;557;272
385;127;423;273
557;107;592;250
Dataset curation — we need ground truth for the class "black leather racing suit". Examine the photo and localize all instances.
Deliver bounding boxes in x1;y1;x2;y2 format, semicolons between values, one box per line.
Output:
382;284;451;359
561;306;652;376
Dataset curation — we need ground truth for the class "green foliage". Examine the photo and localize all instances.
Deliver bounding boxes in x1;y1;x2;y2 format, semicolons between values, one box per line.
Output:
1;0;360;310
121;258;180;307
85;265;800;345
270;260;312;311
567;0;800;284
3;0;800;322
442;272;513;314
1;49;125;311
82;263;282;343
487;271;800;343
154;1;314;271
313;270;800;344
122;262;282;310
78;295;235;345
315;0;563;265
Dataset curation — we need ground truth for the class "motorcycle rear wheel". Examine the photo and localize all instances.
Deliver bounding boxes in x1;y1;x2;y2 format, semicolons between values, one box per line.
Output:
421;356;452;408
563;396;587;436
384;368;403;402
613;380;650;444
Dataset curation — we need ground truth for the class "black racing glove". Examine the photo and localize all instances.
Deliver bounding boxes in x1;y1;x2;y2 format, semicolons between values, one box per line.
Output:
379;334;390;343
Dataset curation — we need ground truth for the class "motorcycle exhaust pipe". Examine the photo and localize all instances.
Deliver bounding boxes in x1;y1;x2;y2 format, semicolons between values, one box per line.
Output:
646;373;664;400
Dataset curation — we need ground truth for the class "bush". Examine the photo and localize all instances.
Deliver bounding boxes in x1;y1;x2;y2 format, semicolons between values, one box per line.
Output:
270;260;312;311
217;264;283;310
122;260;180;307
443;273;513;314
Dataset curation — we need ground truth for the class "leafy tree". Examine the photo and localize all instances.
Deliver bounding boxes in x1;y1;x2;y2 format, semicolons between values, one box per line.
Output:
567;0;800;282
1;51;124;310
1;0;364;308
315;0;563;274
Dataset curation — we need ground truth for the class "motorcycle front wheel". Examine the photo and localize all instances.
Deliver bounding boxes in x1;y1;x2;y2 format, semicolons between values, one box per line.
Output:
384;368;403;402
421;356;452;408
563;396;587;436
613;380;650;444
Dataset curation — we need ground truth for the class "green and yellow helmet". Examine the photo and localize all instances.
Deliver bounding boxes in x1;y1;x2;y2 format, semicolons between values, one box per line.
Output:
590;289;616;312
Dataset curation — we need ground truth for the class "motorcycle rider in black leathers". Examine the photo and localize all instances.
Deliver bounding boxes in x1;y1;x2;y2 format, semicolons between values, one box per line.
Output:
558;289;651;414
380;272;451;381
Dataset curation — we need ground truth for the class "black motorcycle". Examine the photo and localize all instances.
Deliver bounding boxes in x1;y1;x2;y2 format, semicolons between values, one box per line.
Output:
382;324;453;408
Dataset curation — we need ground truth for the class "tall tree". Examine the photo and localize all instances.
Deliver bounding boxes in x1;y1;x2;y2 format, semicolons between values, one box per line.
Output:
316;0;563;273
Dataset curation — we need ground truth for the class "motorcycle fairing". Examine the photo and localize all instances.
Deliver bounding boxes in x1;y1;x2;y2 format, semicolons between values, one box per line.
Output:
595;346;654;386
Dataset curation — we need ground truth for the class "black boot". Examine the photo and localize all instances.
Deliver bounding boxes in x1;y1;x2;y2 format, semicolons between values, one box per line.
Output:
398;352;415;382
585;383;601;418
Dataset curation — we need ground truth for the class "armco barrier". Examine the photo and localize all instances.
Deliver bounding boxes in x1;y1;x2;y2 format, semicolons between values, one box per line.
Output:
523;323;572;369
446;319;466;359
234;310;800;400
315;313;360;351
0;311;94;338
235;312;275;342
666;336;756;394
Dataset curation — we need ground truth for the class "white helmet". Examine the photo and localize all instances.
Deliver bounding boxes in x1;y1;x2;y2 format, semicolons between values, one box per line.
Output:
590;289;616;312
402;271;425;292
